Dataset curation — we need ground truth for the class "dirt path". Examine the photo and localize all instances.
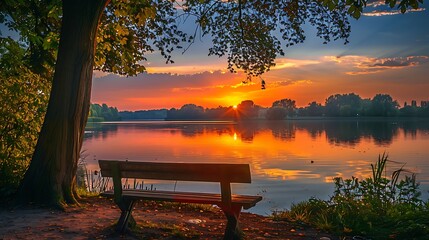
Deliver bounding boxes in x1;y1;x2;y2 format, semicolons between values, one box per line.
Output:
0;196;337;239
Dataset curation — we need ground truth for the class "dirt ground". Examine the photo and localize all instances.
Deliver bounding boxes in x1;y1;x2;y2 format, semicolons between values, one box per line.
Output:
0;196;337;240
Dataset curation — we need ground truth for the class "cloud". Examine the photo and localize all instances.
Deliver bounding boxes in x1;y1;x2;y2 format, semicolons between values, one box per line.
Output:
137;57;320;75
146;64;229;75
169;81;257;92
94;54;426;109
325;55;429;75
363;0;426;16
93;70;244;91
92;57;318;97
363;8;426;17
91;70;261;109
272;58;320;70
365;0;386;8
372;56;429;67
91;52;429;110
269;80;312;88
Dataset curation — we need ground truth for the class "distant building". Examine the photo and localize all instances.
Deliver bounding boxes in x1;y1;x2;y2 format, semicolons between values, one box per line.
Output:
421;101;429;108
411;100;417;107
404;102;408;107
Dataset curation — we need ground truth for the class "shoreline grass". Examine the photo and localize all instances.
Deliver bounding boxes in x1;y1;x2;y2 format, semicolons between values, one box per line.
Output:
272;153;429;239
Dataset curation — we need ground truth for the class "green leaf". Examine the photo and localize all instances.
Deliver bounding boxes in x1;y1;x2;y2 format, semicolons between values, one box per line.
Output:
352;9;361;19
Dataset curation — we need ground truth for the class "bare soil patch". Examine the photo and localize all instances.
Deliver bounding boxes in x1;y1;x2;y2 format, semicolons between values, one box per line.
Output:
0;196;337;239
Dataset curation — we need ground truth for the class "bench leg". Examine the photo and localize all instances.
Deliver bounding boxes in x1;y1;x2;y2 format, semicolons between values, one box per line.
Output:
116;199;136;233
220;204;243;240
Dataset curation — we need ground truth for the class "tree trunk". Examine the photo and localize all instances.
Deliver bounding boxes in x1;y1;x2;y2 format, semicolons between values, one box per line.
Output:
19;0;110;206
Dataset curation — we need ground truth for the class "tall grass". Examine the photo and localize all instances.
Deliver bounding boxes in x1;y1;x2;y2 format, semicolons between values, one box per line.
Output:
76;152;157;195
76;152;109;195
272;153;429;239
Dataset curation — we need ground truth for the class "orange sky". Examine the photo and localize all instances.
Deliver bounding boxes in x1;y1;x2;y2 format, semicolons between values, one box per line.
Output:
92;54;429;110
91;6;429;111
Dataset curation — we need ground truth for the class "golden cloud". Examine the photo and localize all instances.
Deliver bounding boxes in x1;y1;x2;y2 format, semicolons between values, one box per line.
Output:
272;58;320;70
325;55;429;75
146;64;229;75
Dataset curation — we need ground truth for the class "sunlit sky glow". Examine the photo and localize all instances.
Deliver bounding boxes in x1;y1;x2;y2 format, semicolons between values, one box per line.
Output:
91;2;429;110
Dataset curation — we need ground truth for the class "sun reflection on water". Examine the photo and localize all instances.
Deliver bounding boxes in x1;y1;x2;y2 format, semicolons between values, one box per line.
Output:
83;120;429;214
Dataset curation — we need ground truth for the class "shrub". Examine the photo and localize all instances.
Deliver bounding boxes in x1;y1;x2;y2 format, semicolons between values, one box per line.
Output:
273;153;429;239
0;40;51;198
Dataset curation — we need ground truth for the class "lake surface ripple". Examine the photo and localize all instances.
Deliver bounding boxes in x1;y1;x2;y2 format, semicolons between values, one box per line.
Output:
83;119;429;215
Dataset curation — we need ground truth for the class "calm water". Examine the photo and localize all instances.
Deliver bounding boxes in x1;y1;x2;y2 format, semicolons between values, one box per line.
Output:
83;119;429;215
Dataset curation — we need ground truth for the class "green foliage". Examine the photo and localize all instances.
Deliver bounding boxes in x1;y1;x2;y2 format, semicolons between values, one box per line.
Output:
273;153;429;239
2;0;423;79
166;102;252;120
167;104;208;120
89;103;121;122
120;109;167;120
325;93;362;117
369;94;400;117
299;101;324;117
271;98;296;117
266;106;287;120
0;39;51;196
186;0;353;78
270;93;429;118
0;0;61;77
95;0;190;75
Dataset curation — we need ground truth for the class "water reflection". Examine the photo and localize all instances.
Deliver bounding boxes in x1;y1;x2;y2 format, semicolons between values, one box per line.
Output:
86;119;429;147
83;119;429;215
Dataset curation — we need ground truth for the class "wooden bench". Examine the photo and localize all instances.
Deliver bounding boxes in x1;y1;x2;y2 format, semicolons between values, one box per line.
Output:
98;160;262;240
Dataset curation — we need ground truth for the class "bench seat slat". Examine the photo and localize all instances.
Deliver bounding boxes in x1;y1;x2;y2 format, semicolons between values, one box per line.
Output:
99;160;251;183
101;190;262;209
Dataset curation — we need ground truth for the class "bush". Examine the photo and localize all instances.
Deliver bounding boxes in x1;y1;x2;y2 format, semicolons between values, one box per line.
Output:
0;40;51;198
273;153;429;239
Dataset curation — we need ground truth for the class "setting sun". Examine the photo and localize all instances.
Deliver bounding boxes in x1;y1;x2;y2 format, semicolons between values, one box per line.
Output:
233;105;237;110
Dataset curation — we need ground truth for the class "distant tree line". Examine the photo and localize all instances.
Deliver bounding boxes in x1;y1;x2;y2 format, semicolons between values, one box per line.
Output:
118;105;240;120
167;104;235;120
165;93;429;120
88;103;121;122
299;93;428;118
165;101;265;120
118;101;262;121
266;93;429;120
120;109;167;120
107;93;429;122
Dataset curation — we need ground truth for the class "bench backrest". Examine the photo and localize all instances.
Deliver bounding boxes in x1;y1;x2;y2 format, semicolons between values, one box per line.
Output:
98;160;252;183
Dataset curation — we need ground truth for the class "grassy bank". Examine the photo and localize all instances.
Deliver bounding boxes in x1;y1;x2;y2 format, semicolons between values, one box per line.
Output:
272;153;429;239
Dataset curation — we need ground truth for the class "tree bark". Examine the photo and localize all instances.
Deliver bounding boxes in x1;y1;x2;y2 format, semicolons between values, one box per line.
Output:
19;0;110;206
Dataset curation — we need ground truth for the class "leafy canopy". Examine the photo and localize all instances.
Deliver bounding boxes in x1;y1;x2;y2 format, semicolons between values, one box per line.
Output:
1;0;424;79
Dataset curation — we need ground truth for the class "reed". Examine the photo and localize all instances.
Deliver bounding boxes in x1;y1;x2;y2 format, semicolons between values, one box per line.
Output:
272;153;429;239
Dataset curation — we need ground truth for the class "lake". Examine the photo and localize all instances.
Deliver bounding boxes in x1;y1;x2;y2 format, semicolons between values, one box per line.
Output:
83;119;429;215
